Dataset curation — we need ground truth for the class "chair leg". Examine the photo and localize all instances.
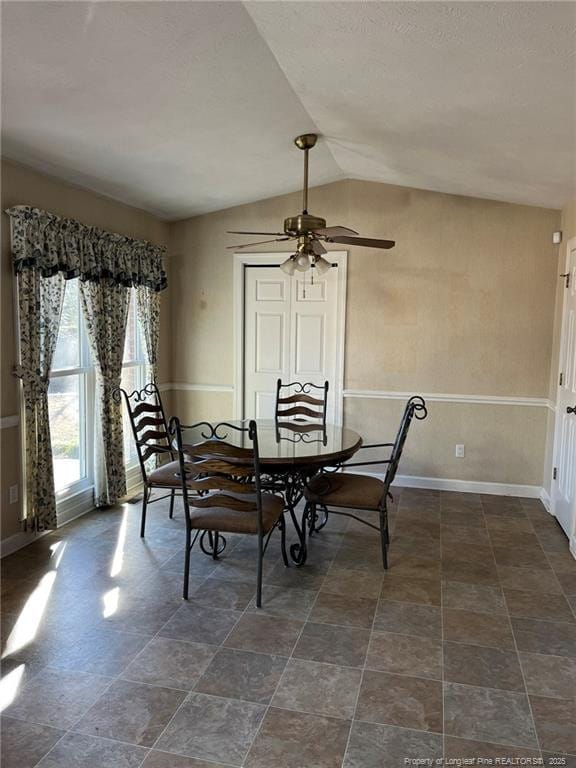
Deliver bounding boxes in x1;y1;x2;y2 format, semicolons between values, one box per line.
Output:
379;506;389;570
256;532;264;608
169;489;175;519
140;486;150;538
213;532;219;561
308;503;317;535
183;528;192;600
279;516;289;567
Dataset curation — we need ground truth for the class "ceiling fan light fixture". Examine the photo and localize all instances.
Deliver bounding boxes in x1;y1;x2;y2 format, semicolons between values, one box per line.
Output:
314;256;331;275
279;256;297;275
295;253;311;271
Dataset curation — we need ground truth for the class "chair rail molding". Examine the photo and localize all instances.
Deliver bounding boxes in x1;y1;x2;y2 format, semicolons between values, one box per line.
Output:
343;389;553;409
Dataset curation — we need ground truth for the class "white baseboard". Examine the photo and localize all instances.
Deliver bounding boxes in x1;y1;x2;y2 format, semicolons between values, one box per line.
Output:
391;473;542;498
0;529;51;558
539;487;551;513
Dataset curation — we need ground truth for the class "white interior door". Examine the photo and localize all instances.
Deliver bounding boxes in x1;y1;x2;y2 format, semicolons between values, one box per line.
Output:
552;239;576;542
243;255;345;423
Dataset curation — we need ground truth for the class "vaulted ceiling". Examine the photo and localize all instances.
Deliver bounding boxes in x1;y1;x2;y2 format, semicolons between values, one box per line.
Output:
2;1;575;219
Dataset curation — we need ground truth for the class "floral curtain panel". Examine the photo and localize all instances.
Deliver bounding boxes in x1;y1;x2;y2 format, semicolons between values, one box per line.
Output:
136;285;161;383
14;271;65;531
7;205;167;527
80;280;130;507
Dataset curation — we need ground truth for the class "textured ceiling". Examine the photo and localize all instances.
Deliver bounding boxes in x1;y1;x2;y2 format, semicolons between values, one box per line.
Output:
2;1;575;219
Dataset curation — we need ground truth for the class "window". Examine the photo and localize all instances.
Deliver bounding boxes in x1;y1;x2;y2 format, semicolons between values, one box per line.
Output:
48;281;146;498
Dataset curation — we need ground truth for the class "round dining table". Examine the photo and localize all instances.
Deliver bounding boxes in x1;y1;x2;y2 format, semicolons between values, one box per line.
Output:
180;419;362;564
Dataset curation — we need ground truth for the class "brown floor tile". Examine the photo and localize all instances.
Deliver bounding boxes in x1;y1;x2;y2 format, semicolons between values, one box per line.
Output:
386;553;442;579
195;648;287;704
530;695;576;754
498;565;563;594
46;628;153;677
264;561;329;591
504;589;575;622
443;641;524;691
159;604;242;645
535;529;571;553
224;613;304;656
343;721;443;768
557;572;576;596
444;736;541;761
245;707;351;768
246;586;317;620
512;618;576;658
0;717;65;768
441;558;499;586
367;631;442;679
485;517;536;533
389;535;441;559
393;518;440;540
520;652;576;698
374;600;442;638
442;581;506;614
35;733;148;768
322;566;384;599
156;692;266;764
379;575;441;605
441;525;491;545
143;752;229;768
190;578;256;610
293;622;370;668
444;682;538;748
441;510;487;528
356;671;442;732
73;679;187;747
272;658;361;719
493;545;554;571
120;637;216;690
3;668;111;729
443;608;515;649
309;592;377;628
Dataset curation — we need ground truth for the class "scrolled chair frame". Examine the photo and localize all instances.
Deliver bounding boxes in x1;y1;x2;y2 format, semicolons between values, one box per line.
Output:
113;382;183;536
303;395;428;569
170;418;287;605
275;379;329;424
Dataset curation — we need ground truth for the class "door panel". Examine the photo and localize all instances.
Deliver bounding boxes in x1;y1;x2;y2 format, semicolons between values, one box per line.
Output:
243;259;343;423
553;243;576;540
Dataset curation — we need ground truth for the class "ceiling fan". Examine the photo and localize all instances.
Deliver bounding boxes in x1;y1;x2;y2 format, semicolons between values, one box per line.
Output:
227;133;395;275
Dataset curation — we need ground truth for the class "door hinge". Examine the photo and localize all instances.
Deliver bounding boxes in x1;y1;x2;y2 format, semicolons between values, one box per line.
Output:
553;467;558;480
560;372;564;386
560;272;570;288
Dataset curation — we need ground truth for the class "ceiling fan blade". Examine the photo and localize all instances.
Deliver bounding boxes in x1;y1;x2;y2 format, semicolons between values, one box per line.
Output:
313;226;359;237
326;235;395;250
226;237;293;250
310;239;327;256
227;231;286;236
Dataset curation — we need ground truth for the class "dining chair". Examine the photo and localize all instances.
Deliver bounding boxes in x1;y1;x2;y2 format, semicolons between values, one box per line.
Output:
275;379;329;425
303;396;428;569
171;418;287;604
115;382;188;538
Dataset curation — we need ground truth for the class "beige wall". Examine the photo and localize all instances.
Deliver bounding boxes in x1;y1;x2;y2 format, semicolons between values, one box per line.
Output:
169;178;560;487
543;200;576;495
1;159;171;540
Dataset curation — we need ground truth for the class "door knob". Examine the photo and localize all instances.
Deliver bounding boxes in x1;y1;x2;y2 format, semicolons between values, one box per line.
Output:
568;406;576;414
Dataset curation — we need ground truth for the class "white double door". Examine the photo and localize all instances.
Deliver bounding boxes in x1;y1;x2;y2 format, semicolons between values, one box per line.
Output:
552;239;576;542
243;255;345;424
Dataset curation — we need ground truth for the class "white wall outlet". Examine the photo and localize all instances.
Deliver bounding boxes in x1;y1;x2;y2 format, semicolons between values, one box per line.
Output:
9;484;18;504
455;444;465;458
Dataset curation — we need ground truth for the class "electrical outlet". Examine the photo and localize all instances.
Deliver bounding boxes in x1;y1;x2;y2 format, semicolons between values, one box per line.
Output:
9;485;18;504
455;444;465;458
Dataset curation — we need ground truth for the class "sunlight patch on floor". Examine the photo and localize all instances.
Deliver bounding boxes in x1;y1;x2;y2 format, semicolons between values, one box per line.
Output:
0;664;25;712
2;571;57;659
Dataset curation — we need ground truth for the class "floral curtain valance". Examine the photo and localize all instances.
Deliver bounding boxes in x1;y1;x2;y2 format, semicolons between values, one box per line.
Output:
6;205;167;292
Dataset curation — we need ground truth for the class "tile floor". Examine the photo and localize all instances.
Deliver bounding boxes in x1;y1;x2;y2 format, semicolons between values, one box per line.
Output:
1;489;575;768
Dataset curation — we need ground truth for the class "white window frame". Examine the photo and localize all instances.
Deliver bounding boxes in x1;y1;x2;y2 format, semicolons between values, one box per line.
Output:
48;283;146;517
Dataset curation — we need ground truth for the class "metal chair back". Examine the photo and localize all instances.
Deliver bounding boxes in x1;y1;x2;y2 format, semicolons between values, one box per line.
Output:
114;383;173;483
170;419;264;533
275;379;329;424
382;396;428;494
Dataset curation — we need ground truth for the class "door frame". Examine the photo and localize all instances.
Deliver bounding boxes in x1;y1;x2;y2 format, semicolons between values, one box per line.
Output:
233;251;348;424
551;235;576;544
